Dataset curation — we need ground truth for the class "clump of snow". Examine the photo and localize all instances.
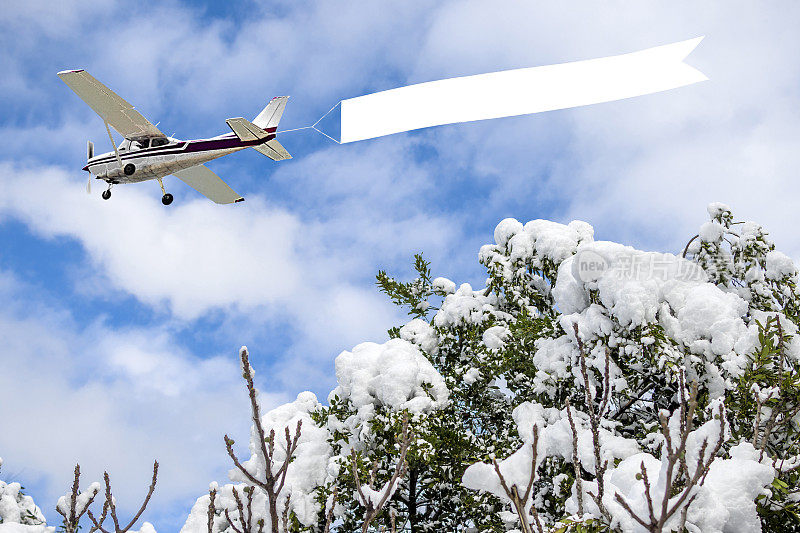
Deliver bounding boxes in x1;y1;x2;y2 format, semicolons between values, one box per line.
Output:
565;440;774;533
558;410;775;533
399;319;439;355
331;338;449;415
524;220;594;265
492;218;595;266
699;221;725;243
0;480;48;528
479;218;594;291
434;283;497;328
494;218;524;247
354;476;402;511
707;202;732;218
691;442;775;532
462;367;481;385
548;241;757;393
765;250;797;280
482;325;509;351
432;277;456;295
55;482;101;521
180;483;267;533
463;401;640;511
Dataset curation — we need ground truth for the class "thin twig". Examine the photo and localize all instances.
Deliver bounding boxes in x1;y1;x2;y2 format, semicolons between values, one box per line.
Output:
207;488;216;533
565;401;584;517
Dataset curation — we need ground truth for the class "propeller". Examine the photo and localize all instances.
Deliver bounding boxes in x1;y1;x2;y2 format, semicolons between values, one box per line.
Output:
86;140;94;194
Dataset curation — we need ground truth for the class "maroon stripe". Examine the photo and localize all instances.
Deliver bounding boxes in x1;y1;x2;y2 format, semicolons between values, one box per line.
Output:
86;133;276;165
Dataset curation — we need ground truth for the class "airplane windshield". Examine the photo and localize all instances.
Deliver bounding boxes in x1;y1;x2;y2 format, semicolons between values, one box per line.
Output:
132;139;150;150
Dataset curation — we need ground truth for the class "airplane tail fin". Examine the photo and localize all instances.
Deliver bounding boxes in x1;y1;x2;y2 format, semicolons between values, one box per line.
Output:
226;96;292;161
252;96;288;131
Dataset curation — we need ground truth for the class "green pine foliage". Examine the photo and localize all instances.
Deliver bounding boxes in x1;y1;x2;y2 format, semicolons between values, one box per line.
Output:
306;204;800;532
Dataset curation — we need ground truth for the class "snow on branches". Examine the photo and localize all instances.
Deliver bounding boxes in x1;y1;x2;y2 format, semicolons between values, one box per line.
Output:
4;203;799;533
0;458;158;533
0;456;50;531
458;204;799;532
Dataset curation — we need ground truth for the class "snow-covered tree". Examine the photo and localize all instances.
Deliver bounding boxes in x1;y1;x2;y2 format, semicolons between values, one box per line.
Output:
9;202;798;532
453;203;799;532
181;203;798;532
0;457;53;532
0;458;157;533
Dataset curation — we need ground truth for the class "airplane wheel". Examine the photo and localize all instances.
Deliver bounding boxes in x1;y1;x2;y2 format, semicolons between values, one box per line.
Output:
162;193;174;206
102;189;111;200
124;163;135;176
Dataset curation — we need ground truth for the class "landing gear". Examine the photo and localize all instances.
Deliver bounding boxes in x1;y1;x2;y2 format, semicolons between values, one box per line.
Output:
101;185;112;200
157;178;173;206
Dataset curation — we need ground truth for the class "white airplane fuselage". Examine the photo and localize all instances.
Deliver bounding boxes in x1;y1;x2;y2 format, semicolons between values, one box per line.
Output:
83;129;275;184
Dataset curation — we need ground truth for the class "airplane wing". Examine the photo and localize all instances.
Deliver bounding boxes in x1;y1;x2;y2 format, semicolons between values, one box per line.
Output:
173;165;244;205
57;69;166;141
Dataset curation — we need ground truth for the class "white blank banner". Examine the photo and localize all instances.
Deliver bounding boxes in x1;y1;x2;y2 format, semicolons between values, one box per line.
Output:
339;37;707;143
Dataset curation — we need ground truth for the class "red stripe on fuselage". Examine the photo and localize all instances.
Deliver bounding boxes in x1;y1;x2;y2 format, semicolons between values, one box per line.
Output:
83;132;277;169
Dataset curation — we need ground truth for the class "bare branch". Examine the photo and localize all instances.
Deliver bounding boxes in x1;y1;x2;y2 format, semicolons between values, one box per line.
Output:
232;486;248;533
207;488;216;533
239;348;273;486
614;493;651;529
565;400;584;517
57;464;100;533
614;373;726;532
87;505;110;533
225;436;268;491
681;235;699;258
322;487;338;533
119;461;159;533
490;425;542;533
224;508;243;533
573;323;611;521
226;347;305;533
352;414;414;533
639;461;656;526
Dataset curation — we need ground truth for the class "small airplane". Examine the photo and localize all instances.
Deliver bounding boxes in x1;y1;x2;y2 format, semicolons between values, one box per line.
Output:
58;69;292;205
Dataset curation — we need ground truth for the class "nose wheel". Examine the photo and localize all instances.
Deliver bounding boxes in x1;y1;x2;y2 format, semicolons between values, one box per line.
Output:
157;178;173;206
101;185;112;200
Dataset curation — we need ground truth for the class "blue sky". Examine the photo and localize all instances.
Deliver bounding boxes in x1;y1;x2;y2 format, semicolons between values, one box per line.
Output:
3;1;800;531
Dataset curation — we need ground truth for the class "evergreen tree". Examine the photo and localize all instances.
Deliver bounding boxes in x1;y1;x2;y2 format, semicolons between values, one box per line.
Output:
181;203;798;533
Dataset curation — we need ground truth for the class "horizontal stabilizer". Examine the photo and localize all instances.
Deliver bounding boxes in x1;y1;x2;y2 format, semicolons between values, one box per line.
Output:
173;164;244;204
253;96;289;130
226;117;269;142
252;139;291;161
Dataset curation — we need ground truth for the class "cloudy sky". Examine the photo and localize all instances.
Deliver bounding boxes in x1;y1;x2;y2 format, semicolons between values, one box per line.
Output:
2;1;800;530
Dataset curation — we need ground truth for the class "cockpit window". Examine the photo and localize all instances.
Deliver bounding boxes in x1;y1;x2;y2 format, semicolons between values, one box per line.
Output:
133;139;150;150
151;138;169;147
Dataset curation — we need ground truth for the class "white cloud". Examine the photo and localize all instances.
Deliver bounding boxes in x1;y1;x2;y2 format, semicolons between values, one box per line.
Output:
400;1;800;258
0;154;456;386
5;1;800;530
0;269;277;525
0;163;302;319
